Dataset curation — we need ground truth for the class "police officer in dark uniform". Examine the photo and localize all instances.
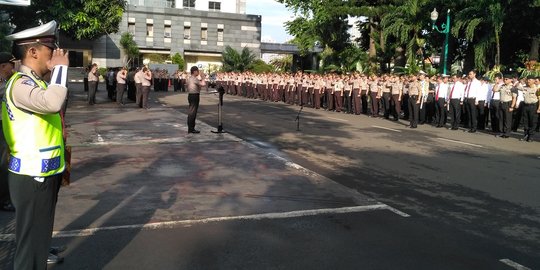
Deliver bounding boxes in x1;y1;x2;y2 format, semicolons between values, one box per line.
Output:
518;76;540;142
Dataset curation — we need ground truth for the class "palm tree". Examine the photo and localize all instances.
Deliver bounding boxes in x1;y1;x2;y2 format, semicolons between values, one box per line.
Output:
221;46;257;72
452;0;505;71
381;0;429;69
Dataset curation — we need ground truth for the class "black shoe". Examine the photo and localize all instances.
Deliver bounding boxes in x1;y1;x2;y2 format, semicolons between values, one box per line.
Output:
47;254;64;265
50;245;67;255
409;126;417;129
451;127;459;130
468;129;477;133
188;130;200;134
501;135;510;138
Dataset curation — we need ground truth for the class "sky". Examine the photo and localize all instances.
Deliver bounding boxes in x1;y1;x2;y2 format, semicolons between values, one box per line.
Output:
246;0;294;43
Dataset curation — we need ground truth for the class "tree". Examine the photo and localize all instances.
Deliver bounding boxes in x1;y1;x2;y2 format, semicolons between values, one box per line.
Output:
279;0;351;67
381;0;428;69
119;32;139;67
171;53;185;70
221;46;257;72
0;17;11;52
4;0;126;40
145;53;170;64
250;59;275;73
270;55;293;72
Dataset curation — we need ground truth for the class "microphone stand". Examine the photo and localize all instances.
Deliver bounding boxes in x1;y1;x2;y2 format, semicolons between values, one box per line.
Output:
295;106;303;131
212;85;226;133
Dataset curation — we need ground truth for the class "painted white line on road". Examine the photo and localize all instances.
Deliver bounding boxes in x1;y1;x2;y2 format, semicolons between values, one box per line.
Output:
327;117;349;122
499;259;531;270
97;134;104;143
437;138;483;148
0;204;404;241
372;125;402;133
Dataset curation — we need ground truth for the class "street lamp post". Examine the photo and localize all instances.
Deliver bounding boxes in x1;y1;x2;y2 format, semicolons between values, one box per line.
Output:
430;8;450;75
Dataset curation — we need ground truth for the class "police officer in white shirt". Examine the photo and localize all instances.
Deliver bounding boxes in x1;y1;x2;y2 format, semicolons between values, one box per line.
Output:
434;75;449;128
488;73;503;133
464;70;481;132
477;76;490;130
447;75;465;130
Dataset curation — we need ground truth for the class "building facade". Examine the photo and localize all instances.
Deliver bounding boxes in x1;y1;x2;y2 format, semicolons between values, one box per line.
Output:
63;0;261;71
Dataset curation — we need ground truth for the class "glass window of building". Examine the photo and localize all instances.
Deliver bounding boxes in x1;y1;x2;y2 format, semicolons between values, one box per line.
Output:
209;1;221;11
201;27;208;41
147;24;153;37
217;28;223;42
184;26;191;39
183;0;195;8
164;25;172;38
128;23;135;34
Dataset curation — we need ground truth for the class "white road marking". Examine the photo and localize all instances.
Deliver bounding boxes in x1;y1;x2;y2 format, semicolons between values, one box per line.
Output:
0;204;405;241
437;138;483;148
372;125;402;133
253;143;411;218
499;259;531;270
97;134;104;143
327;117;349;122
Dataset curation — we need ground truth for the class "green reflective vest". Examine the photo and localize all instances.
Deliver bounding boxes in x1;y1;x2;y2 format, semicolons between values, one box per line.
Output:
1;72;65;177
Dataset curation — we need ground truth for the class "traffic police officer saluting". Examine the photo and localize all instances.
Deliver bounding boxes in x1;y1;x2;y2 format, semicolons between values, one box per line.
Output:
2;21;69;269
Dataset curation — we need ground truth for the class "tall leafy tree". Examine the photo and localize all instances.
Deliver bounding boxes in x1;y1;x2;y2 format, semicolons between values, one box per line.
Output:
279;0;351;64
452;0;506;71
4;0;126;40
222;46;257;72
381;0;429;69
119;32;139;67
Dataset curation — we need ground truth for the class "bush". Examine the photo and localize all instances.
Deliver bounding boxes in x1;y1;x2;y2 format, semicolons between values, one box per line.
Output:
250;59;274;73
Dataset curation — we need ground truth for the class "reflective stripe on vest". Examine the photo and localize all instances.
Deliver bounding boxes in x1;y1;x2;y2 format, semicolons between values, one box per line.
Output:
1;72;65;177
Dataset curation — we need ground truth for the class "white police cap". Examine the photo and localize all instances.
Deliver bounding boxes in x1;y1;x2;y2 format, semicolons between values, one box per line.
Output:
6;20;58;47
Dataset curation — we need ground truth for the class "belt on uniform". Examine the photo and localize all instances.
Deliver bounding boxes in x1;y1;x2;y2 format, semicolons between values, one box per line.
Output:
410;95;418;98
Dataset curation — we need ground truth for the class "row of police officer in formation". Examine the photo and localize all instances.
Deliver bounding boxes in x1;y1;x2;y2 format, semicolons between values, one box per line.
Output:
214;71;540;142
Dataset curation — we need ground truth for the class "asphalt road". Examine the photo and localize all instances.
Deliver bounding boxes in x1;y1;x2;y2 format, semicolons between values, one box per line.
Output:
0;86;538;270
158;90;540;269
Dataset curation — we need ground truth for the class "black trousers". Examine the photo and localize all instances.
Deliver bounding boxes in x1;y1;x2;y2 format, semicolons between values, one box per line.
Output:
523;103;539;136
402;94;410;119
476;100;486;130
0;127;9;205
449;99;461;129
187;93;200;131
435;98;446;126
344;90;352;113
408;95;419;127
512;103;524;132
466;98;477;130
10;173;61;270
87;81;98;105
499;101;513;136
141;85;150;109
116;83;126;104
326;89;334;111
370;92;379;116
135;83;143;108
382;92;391;118
490;100;501;133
